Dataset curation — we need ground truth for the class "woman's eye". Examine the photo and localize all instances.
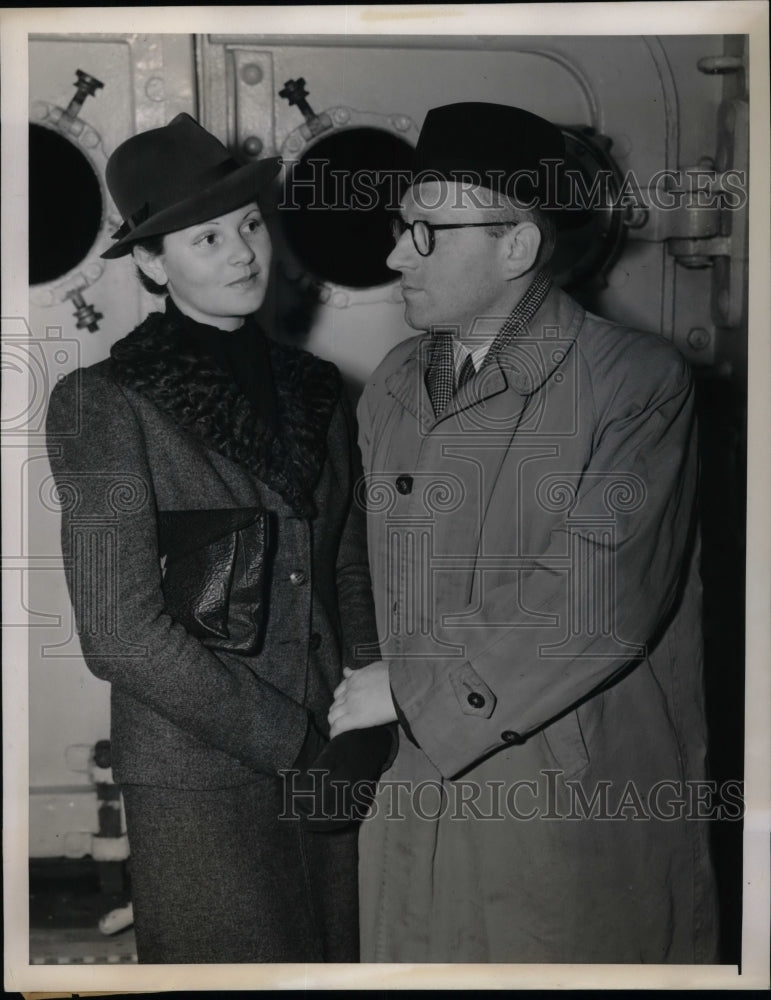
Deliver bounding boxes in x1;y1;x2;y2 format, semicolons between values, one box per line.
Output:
195;232;219;247
243;218;262;235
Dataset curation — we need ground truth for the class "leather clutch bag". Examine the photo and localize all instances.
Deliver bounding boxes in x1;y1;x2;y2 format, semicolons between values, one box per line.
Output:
157;507;269;655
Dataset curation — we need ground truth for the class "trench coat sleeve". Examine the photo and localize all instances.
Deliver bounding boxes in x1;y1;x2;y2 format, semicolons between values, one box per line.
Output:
387;350;701;778
46;368;313;775
333;393;380;670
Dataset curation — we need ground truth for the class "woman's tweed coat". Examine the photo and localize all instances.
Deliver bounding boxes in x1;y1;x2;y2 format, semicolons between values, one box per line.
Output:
45;305;379;959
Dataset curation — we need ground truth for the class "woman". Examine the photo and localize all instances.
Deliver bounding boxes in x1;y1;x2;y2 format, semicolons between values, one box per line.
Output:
45;113;382;963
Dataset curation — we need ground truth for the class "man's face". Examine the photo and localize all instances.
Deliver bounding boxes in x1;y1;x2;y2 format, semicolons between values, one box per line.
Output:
387;181;515;337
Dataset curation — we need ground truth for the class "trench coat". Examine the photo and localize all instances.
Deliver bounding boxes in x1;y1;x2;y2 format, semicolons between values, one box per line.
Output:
46;304;378;961
356;283;720;963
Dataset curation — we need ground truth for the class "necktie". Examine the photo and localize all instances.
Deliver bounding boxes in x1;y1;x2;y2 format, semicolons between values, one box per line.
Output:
457;352;476;389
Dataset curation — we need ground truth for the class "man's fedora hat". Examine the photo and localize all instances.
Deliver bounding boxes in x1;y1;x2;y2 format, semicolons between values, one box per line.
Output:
412;102;568;212
101;113;282;259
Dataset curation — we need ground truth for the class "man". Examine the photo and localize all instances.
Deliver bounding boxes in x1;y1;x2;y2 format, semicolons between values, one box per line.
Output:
328;103;719;963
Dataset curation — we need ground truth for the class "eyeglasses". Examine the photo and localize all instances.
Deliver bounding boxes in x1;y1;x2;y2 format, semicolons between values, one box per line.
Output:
391;217;513;257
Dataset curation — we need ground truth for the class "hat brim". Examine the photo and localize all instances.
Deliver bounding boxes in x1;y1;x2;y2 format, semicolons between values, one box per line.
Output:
101;156;283;259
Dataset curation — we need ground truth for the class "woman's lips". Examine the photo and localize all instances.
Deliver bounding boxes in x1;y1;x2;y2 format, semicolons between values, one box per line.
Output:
228;273;259;288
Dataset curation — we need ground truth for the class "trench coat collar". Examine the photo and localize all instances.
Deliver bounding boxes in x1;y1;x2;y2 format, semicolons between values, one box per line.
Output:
385;283;585;431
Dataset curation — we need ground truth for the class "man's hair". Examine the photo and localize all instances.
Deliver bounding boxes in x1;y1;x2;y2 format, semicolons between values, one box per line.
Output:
132;234;166;296
485;195;557;270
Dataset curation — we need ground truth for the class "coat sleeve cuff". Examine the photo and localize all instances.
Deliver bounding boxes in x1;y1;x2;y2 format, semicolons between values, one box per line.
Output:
388;656;503;778
291;714;327;771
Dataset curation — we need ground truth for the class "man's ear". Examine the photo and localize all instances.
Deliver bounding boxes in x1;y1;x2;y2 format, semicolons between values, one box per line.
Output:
500;221;541;279
132;244;168;287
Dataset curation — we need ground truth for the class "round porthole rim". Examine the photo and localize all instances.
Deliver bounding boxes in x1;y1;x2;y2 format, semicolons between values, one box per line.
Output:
278;106;418;307
29;102;122;306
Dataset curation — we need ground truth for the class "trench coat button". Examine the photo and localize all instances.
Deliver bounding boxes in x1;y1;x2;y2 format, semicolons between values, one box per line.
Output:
395;475;413;495
289;570;307;586
467;692;485;709
309;632;322;650
501;729;524;744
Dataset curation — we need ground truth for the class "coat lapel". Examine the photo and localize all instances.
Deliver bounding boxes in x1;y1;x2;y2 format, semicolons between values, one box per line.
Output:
384;285;583;432
109;310;341;517
444;285;584;424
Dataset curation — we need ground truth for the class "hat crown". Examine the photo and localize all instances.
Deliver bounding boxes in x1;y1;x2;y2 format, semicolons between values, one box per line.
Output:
106;113;236;222
413;102;565;203
101;114;281;258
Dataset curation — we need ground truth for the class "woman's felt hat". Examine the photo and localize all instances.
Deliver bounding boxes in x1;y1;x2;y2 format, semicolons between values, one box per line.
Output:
101;113;282;259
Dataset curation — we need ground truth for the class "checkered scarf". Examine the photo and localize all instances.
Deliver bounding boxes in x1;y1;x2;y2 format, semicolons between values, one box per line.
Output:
425;268;552;416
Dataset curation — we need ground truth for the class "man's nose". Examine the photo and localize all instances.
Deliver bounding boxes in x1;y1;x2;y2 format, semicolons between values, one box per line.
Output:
386;231;416;271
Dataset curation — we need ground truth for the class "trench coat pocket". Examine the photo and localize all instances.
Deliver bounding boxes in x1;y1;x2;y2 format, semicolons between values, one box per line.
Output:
157;507;268;655
541;708;590;779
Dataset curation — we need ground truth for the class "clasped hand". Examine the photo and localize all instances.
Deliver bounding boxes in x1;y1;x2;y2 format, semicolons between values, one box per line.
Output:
328;661;397;739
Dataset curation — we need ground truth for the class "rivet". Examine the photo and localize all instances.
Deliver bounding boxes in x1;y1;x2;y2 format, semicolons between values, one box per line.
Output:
240;63;264;86
687;327;711;351
392;115;412;132
286;135;302;153
333;107;351;125
80;128;99;149
243;135;264;157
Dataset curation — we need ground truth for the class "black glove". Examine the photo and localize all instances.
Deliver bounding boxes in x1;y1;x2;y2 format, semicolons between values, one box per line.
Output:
286;723;398;832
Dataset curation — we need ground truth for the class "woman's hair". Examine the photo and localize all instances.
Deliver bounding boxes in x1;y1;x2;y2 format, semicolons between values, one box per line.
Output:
132;234;167;296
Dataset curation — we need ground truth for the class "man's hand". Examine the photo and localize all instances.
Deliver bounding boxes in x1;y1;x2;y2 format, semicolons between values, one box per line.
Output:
328;661;397;738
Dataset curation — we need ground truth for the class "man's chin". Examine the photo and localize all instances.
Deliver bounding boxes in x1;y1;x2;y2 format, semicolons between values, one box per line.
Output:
403;304;429;331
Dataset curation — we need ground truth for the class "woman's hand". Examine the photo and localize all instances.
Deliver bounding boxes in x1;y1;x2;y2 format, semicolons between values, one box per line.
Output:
328;662;397;738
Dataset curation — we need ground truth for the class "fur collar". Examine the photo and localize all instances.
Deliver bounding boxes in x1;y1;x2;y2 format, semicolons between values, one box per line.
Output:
109;309;341;517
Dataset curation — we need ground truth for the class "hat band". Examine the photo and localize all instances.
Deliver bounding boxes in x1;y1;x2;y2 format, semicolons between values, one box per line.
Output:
111;156;241;242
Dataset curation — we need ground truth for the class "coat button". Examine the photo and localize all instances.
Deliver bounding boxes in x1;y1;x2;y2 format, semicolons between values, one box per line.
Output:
289;570;307;586
395;475;413;495
467;692;485;709
501;730;524;744
309;632;322;650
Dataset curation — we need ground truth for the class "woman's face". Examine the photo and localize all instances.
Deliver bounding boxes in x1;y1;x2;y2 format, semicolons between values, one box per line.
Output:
135;201;272;330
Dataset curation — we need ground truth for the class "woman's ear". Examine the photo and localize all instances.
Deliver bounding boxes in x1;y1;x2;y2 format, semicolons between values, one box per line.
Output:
500;221;542;279
132;245;168;287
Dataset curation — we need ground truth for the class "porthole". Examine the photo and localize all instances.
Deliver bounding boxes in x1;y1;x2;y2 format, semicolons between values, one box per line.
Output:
280;126;413;290
29;123;103;286
552;127;629;293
